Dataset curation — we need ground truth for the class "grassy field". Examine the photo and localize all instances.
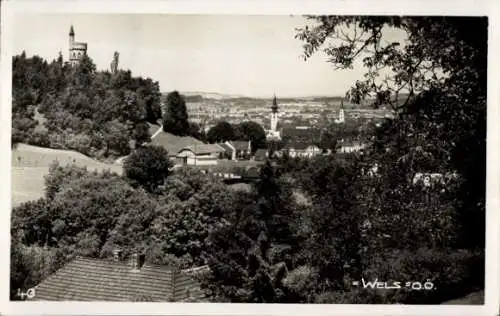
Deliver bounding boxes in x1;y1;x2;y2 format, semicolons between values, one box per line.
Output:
12;144;122;207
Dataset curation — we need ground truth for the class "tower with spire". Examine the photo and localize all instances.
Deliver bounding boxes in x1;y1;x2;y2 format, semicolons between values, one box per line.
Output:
270;94;279;132
336;99;345;124
68;25;88;66
266;94;281;141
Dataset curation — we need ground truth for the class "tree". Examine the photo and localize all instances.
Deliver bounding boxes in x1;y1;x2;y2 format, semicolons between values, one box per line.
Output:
103;119;131;157
123;145;173;192
163;91;189;136
202;162;292;302
296;16;486;248
206;121;235;143
110;51;119;74
44;162;92;200
11;52;164;160
132;121;151;146
187;121;204;140
295;16;486;302
234;121;267;151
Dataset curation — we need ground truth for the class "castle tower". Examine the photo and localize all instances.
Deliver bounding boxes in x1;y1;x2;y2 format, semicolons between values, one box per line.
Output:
69;25;75;48
68;25;88;66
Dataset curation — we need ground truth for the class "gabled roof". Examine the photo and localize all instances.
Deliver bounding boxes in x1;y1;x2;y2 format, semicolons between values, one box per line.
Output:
147;122;163;139
283;141;310;150
149;131;204;156
218;142;234;153
181;144;225;155
29;256;206;302
231;141;251;151
254;148;268;157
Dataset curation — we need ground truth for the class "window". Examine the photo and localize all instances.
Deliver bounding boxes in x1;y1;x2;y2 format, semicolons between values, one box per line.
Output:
72;52;76;58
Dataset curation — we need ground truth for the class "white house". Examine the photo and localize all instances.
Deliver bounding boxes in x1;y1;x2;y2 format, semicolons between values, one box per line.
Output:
176;144;225;166
337;140;366;153
282;143;322;158
412;172;460;188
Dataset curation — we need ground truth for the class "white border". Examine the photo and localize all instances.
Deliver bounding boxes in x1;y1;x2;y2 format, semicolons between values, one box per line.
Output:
1;0;499;315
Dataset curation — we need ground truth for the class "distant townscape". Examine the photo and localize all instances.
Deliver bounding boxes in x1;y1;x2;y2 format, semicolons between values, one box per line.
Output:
10;17;486;307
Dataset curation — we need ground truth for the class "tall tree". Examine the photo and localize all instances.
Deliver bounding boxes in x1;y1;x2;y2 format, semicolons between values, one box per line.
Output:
234;121;267;151
123;145;173;192
206;121;235;143
163;91;190;136
110;51;119;74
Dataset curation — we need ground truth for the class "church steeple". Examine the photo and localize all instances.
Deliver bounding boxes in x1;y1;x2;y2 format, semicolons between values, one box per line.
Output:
266;93;281;141
271;94;278;113
69;25;75;36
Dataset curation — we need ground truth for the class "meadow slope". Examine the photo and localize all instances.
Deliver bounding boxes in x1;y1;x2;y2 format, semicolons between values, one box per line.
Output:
12;144;122;207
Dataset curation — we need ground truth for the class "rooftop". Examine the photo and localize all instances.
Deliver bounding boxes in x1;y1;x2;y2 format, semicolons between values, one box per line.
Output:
29;256;207;302
182;144;225;155
230;140;251;151
149;131;204;156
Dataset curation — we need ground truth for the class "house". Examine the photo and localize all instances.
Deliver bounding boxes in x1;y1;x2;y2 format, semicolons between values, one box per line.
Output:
176;144;225;166
27;253;209;302
149;131;204;160
253;148;268;161
412;171;460;188
337;140;366;153
218;142;236;160
303;144;322;157
281;141;322;158
227;140;252;160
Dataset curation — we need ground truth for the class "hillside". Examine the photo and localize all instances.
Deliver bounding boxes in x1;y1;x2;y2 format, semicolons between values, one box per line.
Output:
12;144;122;207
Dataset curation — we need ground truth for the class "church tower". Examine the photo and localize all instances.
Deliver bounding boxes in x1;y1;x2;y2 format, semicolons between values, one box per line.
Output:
270;94;279;132
266;94;281;141
336;99;345;124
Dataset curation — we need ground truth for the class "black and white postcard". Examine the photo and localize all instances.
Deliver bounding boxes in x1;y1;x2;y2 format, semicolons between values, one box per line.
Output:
1;0;498;315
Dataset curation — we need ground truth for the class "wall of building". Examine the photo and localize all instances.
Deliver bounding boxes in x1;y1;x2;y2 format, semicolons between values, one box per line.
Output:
186;156;218;165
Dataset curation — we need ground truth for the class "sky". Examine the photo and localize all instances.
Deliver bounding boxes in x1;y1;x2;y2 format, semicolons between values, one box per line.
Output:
13;14;406;98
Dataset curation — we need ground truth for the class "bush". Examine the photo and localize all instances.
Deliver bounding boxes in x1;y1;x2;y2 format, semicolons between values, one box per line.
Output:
65;133;92;156
27;131;51;148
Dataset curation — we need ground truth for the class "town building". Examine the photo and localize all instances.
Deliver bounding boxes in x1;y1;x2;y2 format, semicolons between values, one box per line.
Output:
218;142;236;160
281;142;322;158
337;140;366;153
227;140;252;160
252;148;269;161
27;253;208;302
68;25;88;66
176;144;225;166
334;99;345;124
149;130;205;160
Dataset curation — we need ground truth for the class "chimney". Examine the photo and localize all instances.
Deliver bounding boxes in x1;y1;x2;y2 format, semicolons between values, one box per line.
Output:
131;253;146;270
112;249;123;261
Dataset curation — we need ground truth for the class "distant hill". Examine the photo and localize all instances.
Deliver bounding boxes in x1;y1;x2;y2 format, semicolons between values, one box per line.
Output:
179;91;246;100
162;91;346;103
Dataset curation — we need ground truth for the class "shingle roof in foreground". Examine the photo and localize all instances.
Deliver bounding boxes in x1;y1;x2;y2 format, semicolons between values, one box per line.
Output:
29;256;207;302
